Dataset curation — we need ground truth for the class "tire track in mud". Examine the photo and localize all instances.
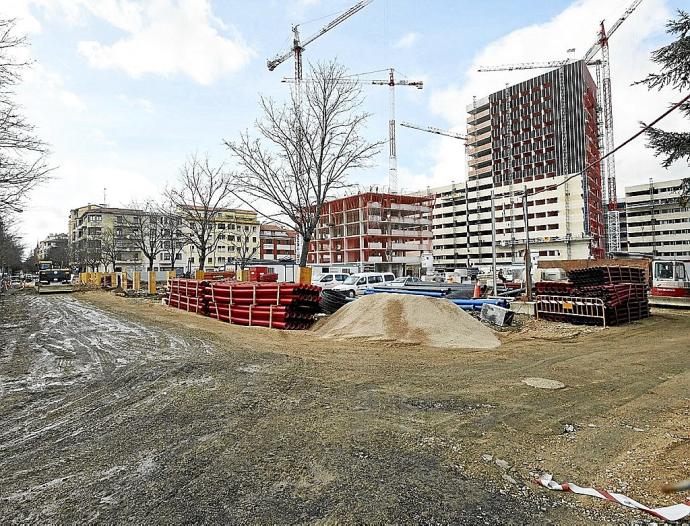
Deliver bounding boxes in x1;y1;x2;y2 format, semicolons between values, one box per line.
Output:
0;293;214;474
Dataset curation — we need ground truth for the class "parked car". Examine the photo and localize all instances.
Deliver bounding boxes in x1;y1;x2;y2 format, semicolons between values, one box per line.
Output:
332;272;395;297
312;272;350;290
386;276;422;288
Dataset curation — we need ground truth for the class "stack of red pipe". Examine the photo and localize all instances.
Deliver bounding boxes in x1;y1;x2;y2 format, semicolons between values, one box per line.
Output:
168;278;209;314
204;281;321;329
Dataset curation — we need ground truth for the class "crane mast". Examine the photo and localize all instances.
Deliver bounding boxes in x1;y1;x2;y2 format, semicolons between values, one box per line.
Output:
371;69;423;193
286;69;423;194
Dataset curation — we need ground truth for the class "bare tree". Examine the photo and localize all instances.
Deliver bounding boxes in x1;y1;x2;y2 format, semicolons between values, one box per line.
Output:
230;227;258;270
46;244;68;268
100;226;121;272
225;60;383;267
0;19;52;217
157;198;187;270
0;215;23;275
122;201;164;272
82;239;103;272
166;155;234;271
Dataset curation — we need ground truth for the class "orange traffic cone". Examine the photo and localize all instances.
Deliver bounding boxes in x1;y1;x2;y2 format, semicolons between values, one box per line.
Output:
473;282;481;299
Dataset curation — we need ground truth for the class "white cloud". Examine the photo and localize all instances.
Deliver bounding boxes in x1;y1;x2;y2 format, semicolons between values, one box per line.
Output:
77;0;254;84
394;32;419;49
21;63;86;112
403;0;686;196
117;93;154;114
20;160;160;247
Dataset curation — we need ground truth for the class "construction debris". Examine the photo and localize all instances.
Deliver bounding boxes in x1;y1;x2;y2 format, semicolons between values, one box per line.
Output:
535;474;690;522
313;293;500;349
480;303;514;327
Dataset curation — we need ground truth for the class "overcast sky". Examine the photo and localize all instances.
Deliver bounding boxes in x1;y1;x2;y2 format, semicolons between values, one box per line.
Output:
5;0;687;247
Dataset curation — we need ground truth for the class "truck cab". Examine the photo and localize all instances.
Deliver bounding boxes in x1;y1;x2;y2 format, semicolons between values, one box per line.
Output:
649;259;690;307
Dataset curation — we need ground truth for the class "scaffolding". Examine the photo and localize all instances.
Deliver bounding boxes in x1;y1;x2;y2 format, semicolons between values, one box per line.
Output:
308;192;435;274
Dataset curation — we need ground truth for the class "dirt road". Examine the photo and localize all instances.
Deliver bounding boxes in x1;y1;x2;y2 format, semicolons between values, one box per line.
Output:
1;290;688;524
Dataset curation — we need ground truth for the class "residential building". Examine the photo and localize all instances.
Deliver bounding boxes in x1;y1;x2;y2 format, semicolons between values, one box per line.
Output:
617;198;629;254
429;60;604;270
306;192;434;275
37;233;68;261
259;223;298;261
624;178;690;258
68;204;188;272
182;208;260;271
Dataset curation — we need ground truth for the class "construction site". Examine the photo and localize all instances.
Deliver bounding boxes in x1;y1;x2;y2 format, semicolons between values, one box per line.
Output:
2;0;690;523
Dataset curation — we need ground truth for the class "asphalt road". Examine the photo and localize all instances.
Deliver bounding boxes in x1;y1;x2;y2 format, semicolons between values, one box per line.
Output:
0;291;628;524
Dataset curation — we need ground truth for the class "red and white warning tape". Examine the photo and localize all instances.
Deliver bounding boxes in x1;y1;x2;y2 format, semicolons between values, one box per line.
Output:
535;474;690;522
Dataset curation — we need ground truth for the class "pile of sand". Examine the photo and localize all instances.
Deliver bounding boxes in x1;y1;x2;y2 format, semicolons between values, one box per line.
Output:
314;293;500;350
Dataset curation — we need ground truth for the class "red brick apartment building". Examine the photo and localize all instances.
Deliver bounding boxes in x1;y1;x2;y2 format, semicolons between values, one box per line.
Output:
259;223;298;261
307;192;434;275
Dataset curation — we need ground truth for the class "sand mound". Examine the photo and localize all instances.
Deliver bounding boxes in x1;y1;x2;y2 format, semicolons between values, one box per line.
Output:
314;293;500;350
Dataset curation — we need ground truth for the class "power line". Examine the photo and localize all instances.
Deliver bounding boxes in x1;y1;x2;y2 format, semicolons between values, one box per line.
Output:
498;92;690;200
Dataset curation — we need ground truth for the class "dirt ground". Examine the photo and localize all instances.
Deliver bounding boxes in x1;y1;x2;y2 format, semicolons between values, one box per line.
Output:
0;289;688;524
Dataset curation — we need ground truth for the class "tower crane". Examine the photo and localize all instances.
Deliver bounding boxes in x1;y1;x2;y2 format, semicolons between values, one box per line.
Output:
399;121;468;268
283;68;423;194
267;0;373;86
400;122;466;140
475;0;643;255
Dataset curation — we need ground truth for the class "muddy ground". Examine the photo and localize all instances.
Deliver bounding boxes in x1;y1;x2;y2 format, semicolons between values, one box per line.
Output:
0;289;688;524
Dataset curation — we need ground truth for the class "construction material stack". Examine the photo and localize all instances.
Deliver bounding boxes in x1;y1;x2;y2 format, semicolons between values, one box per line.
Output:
536;266;649;326
203;282;321;330
168;278;209;314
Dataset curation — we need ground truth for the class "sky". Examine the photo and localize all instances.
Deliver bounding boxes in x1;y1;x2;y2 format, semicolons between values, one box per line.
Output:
4;0;688;248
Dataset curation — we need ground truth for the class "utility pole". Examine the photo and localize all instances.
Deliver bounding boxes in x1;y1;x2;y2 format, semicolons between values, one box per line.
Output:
523;187;533;301
650;178;656;257
491;190;498;297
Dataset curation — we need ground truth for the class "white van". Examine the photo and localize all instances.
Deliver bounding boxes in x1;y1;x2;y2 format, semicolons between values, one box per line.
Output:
312;272;349;290
333;272;395;297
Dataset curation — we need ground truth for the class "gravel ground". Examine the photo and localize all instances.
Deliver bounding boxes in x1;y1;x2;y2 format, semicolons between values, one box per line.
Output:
0;290;688;524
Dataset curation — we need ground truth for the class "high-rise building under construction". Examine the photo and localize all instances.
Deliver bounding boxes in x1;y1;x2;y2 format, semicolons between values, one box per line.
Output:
430;60;605;269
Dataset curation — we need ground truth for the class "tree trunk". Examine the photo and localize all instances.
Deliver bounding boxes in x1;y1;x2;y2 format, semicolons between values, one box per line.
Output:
298;238;309;267
148;256;154;272
199;248;206;271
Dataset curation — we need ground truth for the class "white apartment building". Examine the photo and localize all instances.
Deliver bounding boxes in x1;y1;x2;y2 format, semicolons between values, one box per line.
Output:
68;205;261;273
37;233;68;260
181;208;260;272
428;61;604;270
624;178;690;258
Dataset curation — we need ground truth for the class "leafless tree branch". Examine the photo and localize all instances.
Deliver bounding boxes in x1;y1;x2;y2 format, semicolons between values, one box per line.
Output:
225;60;383;266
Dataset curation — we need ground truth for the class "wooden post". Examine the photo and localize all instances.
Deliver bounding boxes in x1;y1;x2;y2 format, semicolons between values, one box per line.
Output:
120;271;128;289
195;269;205;280
133;271;141;291
298;267;312;284
148;271;156;294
